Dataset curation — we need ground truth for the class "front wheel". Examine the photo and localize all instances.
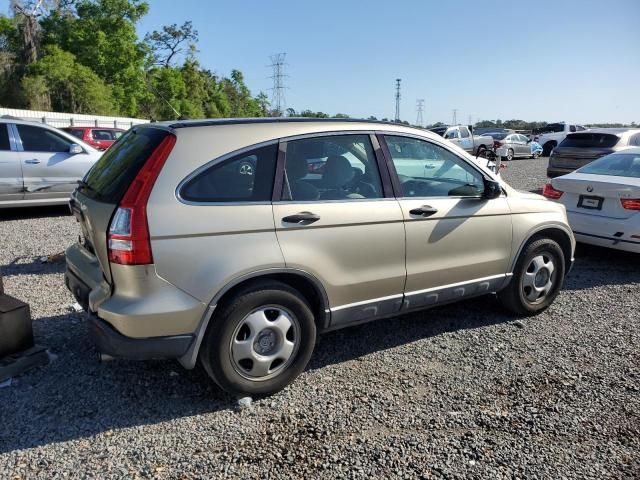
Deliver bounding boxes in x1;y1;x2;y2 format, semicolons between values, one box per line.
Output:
200;282;317;396
498;238;565;316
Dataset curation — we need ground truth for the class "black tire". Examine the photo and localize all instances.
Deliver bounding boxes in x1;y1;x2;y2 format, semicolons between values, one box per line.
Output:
542;142;555;157
200;281;316;396
498;238;565;316
476;145;487;157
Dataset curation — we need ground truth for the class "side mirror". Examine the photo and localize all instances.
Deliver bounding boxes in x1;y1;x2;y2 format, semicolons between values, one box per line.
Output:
482;179;502;199
526;139;532;144
69;144;83;155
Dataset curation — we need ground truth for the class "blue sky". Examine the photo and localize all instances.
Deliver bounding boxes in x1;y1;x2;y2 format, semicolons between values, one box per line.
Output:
3;0;640;123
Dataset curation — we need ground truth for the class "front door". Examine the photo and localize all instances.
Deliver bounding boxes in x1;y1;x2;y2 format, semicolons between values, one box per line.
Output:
382;134;513;310
14;123;94;200
0;123;23;203
273;133;406;328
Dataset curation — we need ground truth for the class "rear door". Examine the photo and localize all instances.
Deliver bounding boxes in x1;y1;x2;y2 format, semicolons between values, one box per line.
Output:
381;134;512;310
0;123;23;203
14;123;95;200
273;133;406;328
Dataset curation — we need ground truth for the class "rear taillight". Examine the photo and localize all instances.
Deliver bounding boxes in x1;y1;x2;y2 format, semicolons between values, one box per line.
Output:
621;198;640;210
107;134;176;265
542;183;564;199
493;141;502;149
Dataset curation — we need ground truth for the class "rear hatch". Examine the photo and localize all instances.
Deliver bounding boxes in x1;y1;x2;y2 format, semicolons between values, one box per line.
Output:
549;133;620;169
553;173;640;219
70;126;174;284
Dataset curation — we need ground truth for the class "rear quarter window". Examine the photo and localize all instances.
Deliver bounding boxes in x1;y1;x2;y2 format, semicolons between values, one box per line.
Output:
180;143;278;203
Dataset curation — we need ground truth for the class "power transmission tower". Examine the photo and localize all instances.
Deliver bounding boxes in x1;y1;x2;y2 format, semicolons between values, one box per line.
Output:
269;53;288;117
452;109;458;125
395;79;401;122
416;99;425;127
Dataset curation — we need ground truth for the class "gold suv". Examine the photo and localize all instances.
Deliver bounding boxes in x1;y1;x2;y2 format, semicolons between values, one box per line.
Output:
65;119;575;396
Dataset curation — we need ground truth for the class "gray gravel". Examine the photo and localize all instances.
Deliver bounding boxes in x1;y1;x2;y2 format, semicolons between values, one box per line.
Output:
1;158;639;479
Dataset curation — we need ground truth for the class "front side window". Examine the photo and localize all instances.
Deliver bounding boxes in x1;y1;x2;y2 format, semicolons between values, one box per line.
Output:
444;129;459;139
283;134;383;201
385;136;485;198
17;124;72;152
181;143;278;203
630;133;640;147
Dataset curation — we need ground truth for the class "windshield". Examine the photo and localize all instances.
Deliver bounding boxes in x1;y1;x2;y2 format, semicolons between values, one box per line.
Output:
578;152;640;178
559;133;620;149
539;123;565;133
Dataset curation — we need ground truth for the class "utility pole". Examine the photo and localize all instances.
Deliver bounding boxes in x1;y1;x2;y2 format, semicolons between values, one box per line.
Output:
269;53;288;117
468;114;473;126
395;79;401;122
452;109;458;125
416;99;425;127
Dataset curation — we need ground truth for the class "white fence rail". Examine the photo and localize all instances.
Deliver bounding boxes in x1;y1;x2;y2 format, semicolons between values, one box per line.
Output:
0;108;149;129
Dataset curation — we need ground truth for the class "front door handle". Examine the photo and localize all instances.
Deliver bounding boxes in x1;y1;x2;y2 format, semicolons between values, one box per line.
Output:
24;159;40;164
409;206;438;217
282;212;320;224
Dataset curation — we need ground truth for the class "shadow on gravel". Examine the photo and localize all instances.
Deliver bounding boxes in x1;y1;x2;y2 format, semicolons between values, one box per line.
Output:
564;243;639;291
0;313;232;455
310;294;515;371
1;256;65;277
0;205;70;221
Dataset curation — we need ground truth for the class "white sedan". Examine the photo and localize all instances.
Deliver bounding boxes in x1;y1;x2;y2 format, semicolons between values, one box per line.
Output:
542;147;640;253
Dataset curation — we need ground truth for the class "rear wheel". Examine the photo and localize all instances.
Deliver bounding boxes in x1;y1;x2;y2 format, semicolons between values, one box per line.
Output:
200;282;316;396
503;148;514;162
542;142;556;156
498;238;565;316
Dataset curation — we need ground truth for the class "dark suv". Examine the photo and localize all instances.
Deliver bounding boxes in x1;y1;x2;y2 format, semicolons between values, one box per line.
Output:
547;129;640;178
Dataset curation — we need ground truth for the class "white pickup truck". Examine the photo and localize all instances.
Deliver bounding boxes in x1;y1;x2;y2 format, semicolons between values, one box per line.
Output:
429;125;494;156
534;122;588;156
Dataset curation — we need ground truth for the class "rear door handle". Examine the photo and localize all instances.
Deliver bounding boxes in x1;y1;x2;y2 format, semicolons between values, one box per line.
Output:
24;159;40;164
282;212;320;224
409;206;438;217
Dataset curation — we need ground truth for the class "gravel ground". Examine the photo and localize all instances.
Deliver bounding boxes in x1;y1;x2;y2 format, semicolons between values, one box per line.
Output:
1;157;639;479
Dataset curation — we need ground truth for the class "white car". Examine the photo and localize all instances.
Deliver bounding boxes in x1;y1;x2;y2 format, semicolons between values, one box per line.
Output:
543;148;640;253
0;118;103;208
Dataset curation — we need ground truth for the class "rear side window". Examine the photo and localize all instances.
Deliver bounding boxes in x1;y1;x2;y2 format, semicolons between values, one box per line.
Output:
459;128;470;138
83;127;171;203
17;124;72;152
0;124;10;150
559;133;620;149
630;134;640;147
180;143;278;203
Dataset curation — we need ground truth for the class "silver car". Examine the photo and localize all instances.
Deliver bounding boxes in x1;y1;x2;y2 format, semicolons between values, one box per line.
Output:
493;133;537;161
0;118;102;208
64;119;575;396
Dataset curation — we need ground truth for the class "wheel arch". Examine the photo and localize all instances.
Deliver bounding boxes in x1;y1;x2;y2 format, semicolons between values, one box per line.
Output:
510;225;574;274
178;268;330;369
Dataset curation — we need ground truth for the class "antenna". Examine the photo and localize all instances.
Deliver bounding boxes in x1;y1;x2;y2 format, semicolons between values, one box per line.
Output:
269;53;288;117
416;99;425;127
452;108;458;125
395;79;401;122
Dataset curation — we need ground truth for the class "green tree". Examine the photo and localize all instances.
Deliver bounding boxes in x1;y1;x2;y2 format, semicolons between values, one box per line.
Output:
145;21;198;67
22;45;116;114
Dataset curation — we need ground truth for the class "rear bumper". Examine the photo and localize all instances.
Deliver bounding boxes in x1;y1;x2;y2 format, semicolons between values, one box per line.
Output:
89;313;194;360
567;210;640;253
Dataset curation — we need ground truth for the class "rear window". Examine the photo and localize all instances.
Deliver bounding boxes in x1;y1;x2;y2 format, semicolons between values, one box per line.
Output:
578;153;640;178
82;127;170;203
91;129;123;141
429;127;447;137
559;133;620;149
492;133;508;140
